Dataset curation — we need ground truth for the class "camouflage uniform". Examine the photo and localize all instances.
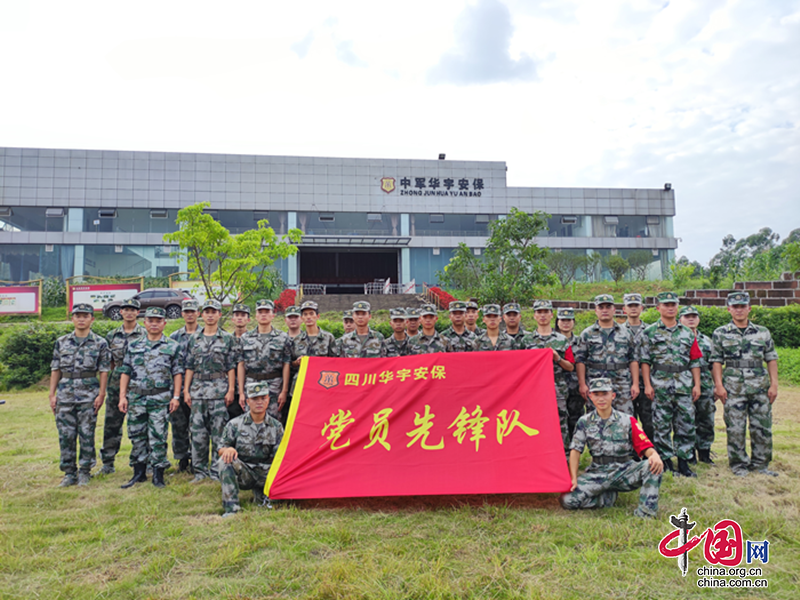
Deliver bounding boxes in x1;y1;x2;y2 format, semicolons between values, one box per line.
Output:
51;328;111;476
406;331;452;354
639;318;702;462
694;329;716;452
383;333;410;357
561;380;662;518
439;326;477;352
101;321;146;468
473;331;517;351
169;323;203;462
289;328;337;386
335;329;387;357
711;310;778;474
240;327;292;419
557;308;584;440
185;327;239;479
119;333;183;469
575;321;638;415
218;382;284;515
620;320;652;442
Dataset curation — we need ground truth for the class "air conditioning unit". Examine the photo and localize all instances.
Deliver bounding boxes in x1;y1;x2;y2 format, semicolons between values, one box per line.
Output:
115;245;124;253
646;216;661;224
150;209;169;219
319;213;335;222
432;248;440;255
561;216;578;225
45;244;54;252
45;208;65;217
0;207;12;217
367;213;382;221
475;214;490;224
603;216;619;225
98;209;118;218
430;214;444;223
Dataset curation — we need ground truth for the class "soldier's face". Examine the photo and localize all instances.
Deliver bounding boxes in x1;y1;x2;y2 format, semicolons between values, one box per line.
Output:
353;310;370;328
534;309;552;327
182;310;197;325
247;394;269;418
483;314;500;329
657;302;678;320
391;318;406;333
728;304;751;323
145;317;166;335
343;318;355;333
557;319;574;334
624;304;643;318
256;309;274;326
202;308;220;326
503;312;520;328
406;317;419;332
285;315;301;330
121;307;138;322
680;315;699;330
589;390;615;412
71;312;94;332
421;314;437;330
301;309;318;327
595;303;614;322
466;308;479;325
232;312;250;328
449;311;465;326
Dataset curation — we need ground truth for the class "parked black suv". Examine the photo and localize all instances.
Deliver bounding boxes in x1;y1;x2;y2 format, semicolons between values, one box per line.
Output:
102;288;193;320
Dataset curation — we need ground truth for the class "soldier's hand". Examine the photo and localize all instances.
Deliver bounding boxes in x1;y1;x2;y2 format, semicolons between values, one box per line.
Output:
49;394;57;414
768;384;778;404
239;396;247;410
278;390;287;409
631;384;640;400
691;385;701;402
644;385;655;401
570;477;577;492
119;397;128;414
93;394;104;414
579;383;589;400
714;384;727;404
648;451;664;475
184;393;192;408
218;447;238;464
224;390;234;406
552;349;560;363
168;397;179;414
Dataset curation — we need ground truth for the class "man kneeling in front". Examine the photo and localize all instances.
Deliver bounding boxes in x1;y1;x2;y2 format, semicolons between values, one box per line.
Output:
560;378;664;518
217;381;284;517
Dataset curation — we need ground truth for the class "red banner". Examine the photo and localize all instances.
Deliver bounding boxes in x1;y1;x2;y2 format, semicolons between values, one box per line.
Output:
266;350;571;499
0;285;41;315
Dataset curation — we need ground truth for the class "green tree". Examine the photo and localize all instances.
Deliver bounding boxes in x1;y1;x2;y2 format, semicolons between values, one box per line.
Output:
163;202;302;305
783;241;800;272
603;254;630;285
439;208;555;305
544;251;587;289
627;250;653;281
585;251;602;283
710;227;781;279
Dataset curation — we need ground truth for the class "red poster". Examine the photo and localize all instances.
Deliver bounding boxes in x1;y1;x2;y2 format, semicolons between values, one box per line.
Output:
0;285;41;315
266;350;571;499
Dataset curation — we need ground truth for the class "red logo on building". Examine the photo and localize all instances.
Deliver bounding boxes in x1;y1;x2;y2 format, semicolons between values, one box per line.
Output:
380;177;396;194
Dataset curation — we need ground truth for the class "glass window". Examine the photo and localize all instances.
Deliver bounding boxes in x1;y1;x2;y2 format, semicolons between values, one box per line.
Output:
410;214;498;236
545;214;589;237
0;207;64;232
297;212;401;236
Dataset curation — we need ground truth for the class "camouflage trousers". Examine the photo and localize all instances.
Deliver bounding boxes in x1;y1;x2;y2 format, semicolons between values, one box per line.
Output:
633;387;654;444
560;460;662;518
170;398;192;461
695;393;716;451
556;395;569;458
652;389;695;461
127;394;171;469
566;389;584;441
724;392;772;472
217;458;270;513
190;398;229;479
100;379;125;466
55;402;97;474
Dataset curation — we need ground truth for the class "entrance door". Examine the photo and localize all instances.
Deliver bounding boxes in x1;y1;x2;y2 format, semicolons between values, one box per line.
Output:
299;248;399;294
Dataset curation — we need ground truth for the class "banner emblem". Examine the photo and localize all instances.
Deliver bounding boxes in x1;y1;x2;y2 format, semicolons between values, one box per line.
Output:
318;371;340;389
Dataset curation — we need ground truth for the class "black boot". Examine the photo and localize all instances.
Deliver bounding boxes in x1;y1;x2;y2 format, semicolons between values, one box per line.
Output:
152;467;166;488
677;457;697;478
662;458;674;473
687;449;697;465
177;457;191;473
121;463;148;489
697;449;715;465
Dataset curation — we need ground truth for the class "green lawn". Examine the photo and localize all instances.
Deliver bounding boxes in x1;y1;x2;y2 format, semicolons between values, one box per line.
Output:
1;389;798;599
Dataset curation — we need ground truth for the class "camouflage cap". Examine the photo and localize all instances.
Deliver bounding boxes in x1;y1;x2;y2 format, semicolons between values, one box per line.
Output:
482;303;502;316
533;300;553;311
556;307;575;320
232;303;251;315
255;299;275;311
245;381;270;399
588;378;614;393
406;307;420;318
182;298;199;312
352;300;371;312
594;294;615;305
465;300;479;310
71;303;94;315
284;305;302;317
342;310;354;320
389;308;407;319
623;293;643;306
144;306;166;319
300;300;319;313
120;297;141;310
420;303;438;316
448;301;467;312
679;305;700;317
503;302;521;314
201;298;222;311
727;291;751;306
656;291;679;304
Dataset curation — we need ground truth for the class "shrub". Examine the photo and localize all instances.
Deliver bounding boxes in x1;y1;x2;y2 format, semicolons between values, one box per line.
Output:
777;348;800;386
274;289;297;313
42;277;66;307
429;287;457;309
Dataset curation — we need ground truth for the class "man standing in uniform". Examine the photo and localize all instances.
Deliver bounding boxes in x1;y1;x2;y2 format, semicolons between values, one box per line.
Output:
620;293;653;442
502;302;526;343
560;378;663;518
183;299;238;482
407;304;452;354
118;307;183;489
284;305;303;340
473;304;517;351
464;300;485;336
556;307;583;439
440;301;477;352
49;304;111;486
335;301;386;358
100;298;146;474
711;291;779;477
405;307;421;337
342;310;356;335
383;308;410;357
217;381;284;517
170;298;201;473
680;305;717;465
229;303;252;421
575;294;640;415
238;299;291;423
639;292;702;477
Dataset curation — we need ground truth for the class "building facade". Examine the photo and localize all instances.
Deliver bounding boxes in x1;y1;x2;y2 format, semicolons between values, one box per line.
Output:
0;147;677;291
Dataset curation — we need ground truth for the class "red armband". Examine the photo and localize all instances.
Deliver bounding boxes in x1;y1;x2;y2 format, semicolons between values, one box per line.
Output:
564;345;575;364
689;337;703;360
630;416;654;456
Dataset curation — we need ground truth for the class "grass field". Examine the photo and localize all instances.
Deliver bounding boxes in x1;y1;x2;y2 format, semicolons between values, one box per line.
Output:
1;388;799;599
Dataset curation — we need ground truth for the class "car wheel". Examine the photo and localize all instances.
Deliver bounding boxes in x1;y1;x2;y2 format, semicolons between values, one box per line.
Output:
107;307;122;321
165;305;182;320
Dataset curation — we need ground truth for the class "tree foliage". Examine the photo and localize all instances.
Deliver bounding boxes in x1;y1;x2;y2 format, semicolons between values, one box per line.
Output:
163;202;301;305
440;208;555;305
544;252;587;289
603;254;629;284
627;250;653;281
784;241;800;273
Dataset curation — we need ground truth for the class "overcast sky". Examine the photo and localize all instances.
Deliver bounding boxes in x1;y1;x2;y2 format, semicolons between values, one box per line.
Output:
1;0;798;264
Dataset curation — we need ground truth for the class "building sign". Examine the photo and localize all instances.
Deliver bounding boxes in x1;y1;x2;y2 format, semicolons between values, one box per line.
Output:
170;280;234;306
380;176;486;197
68;283;142;313
0;286;41;315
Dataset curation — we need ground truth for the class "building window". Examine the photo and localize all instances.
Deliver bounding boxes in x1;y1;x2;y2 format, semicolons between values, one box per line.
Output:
429;214;444;223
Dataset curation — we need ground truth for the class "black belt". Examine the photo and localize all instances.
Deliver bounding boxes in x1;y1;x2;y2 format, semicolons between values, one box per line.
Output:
132;386;171;395
652;363;690;373
61;371;97;379
248;371;282;381
726;360;764;369
194;372;226;381
585;361;629;371
592;455;631;465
